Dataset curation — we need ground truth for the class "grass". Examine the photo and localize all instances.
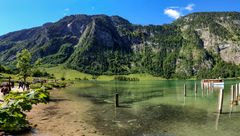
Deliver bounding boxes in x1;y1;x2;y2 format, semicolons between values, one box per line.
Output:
45;65;166;81
46;65;93;80
0;73;19;81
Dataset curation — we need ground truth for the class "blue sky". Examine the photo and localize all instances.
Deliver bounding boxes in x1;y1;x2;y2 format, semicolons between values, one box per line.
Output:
0;0;240;35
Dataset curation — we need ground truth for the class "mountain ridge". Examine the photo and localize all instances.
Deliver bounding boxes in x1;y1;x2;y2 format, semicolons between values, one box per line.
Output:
0;12;240;78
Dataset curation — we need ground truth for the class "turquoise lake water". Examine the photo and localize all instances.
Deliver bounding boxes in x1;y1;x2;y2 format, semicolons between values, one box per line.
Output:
65;80;240;136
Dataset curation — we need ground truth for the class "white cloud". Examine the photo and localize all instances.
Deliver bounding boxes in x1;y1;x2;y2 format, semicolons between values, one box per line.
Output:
65;8;70;11
185;4;195;11
164;3;195;19
164;8;181;19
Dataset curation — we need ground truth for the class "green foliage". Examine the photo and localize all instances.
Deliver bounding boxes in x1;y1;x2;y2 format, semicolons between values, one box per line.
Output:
0;65;11;74
30;82;66;90
83;77;89;80
32;59;50;77
211;61;240;78
32;69;50;77
42;43;74;64
163;53;178;79
0;88;49;132
16;49;32;81
196;61;240;79
114;76;140;81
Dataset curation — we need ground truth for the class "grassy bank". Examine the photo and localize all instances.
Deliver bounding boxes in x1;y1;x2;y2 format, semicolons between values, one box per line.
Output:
46;66;166;81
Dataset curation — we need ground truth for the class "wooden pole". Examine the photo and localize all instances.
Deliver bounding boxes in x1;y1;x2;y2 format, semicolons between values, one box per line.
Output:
236;84;238;100
239;83;240;100
215;113;220;130
195;82;197;95
218;89;224;114
231;85;234;104
202;81;204;90
184;84;186;97
235;84;238;105
207;87;209;96
115;93;119;107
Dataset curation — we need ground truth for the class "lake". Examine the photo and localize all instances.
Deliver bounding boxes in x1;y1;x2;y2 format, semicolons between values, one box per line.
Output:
64;80;240;136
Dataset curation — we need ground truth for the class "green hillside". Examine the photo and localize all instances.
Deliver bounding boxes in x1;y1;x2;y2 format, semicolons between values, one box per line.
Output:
0;12;240;79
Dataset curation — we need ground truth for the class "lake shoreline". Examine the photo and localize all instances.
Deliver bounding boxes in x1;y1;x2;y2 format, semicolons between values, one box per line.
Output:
26;88;104;136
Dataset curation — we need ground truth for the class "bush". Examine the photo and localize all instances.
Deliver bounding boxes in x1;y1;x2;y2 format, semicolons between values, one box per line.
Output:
32;70;50;77
114;76;140;81
30;83;42;89
48;82;66;88
0;88;49;133
75;78;82;81
83;77;89;80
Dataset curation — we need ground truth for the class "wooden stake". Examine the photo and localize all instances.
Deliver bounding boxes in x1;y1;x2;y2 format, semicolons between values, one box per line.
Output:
235;84;238;105
195;82;197;95
202;82;204;90
218;89;224;114
231;85;234;104
184;84;186;97
236;84;238;100
239;83;240;100
115;94;119;107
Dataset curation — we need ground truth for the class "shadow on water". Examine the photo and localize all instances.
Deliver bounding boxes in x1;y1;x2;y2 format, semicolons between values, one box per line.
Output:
76;87;164;105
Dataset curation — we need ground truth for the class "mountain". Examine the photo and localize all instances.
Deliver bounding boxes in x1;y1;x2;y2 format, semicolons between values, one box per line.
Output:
0;12;240;78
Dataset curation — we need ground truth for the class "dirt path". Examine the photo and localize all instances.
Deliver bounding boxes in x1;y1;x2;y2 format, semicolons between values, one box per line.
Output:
26;89;105;136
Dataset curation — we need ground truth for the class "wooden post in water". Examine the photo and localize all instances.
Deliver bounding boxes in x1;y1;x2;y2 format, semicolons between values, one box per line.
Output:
202;81;204;91
230;85;235;105
184;84;186;97
115;93;119;107
239;83;240;100
207;86;209;96
195;82;198;95
235;84;238;105
218;89;224;114
236;84;238;100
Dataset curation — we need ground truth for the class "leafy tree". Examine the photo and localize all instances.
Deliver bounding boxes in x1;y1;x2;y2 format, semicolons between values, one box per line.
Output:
163;53;177;79
16;49;32;83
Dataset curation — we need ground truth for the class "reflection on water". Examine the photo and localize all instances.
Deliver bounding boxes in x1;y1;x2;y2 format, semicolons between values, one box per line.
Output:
65;80;240;136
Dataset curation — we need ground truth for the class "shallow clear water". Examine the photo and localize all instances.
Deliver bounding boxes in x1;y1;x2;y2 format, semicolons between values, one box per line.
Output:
65;80;240;136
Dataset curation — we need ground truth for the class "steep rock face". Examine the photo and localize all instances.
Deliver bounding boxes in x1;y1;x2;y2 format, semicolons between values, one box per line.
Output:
175;12;240;64
0;12;239;77
176;28;213;77
66;15;132;74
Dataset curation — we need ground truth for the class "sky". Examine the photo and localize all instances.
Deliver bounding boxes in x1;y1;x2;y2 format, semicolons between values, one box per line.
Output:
0;0;240;35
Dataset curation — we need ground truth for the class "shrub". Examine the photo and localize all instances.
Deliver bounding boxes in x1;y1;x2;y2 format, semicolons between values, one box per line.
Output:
32;70;50;77
83;77;89;80
114;76;140;81
0;88;49;133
